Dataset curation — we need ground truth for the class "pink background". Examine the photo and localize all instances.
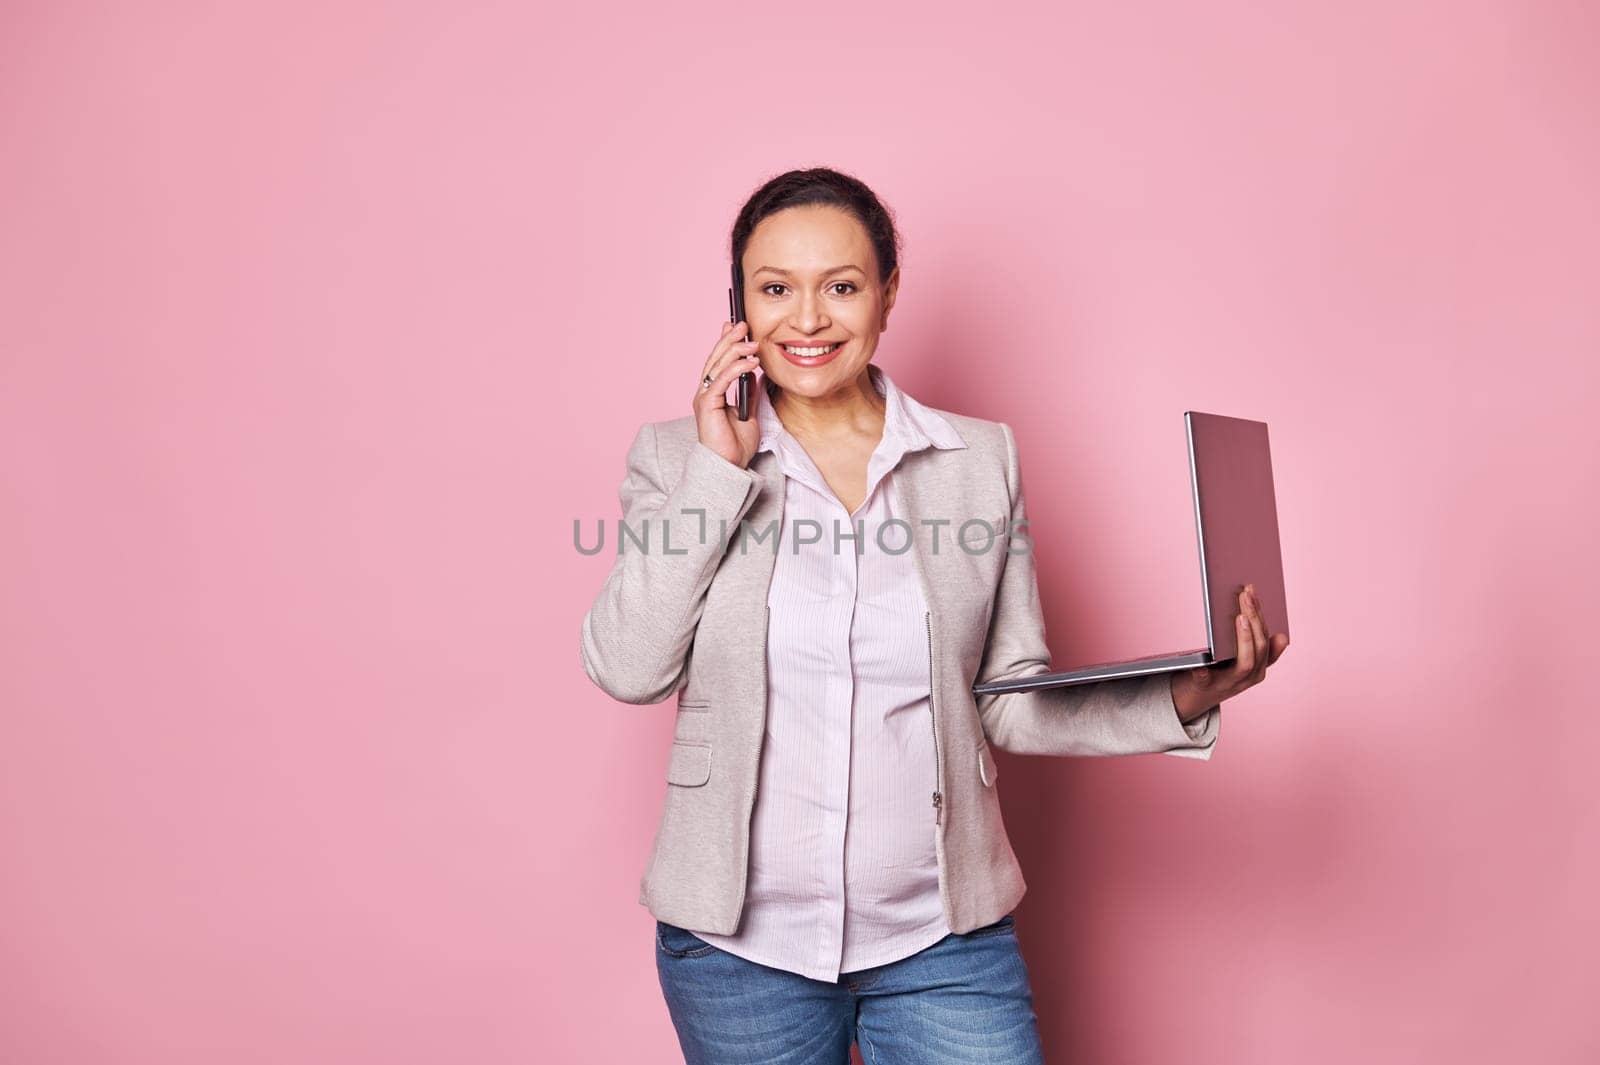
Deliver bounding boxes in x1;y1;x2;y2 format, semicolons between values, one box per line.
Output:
3;2;1596;1062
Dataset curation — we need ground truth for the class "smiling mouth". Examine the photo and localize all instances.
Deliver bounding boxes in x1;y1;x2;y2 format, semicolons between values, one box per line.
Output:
780;343;842;358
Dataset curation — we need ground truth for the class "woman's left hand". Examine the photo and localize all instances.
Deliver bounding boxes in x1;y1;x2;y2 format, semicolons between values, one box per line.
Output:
1169;583;1289;722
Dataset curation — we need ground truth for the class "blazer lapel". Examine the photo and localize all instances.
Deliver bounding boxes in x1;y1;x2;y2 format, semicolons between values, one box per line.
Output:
891;446;958;665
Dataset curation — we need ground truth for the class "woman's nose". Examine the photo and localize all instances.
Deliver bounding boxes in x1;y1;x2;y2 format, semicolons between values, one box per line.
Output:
793;292;829;331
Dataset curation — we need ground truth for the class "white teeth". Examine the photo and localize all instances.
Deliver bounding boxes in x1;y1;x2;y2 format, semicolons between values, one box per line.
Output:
783;343;840;357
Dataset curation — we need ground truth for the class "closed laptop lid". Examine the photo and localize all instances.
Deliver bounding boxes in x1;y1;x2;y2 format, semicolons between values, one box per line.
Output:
1188;411;1290;662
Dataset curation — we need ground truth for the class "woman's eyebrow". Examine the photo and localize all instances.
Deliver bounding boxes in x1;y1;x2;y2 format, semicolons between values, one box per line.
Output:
752;265;864;278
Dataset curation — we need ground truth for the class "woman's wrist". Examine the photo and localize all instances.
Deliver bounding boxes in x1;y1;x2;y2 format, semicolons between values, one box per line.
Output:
1167;673;1212;723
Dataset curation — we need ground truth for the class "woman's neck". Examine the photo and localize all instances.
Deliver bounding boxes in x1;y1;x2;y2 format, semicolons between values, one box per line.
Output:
771;367;886;442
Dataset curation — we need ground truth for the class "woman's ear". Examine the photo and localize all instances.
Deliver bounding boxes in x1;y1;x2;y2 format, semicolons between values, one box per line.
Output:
879;266;900;330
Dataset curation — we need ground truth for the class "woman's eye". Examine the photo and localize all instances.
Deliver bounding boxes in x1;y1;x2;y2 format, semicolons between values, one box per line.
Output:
760;282;857;297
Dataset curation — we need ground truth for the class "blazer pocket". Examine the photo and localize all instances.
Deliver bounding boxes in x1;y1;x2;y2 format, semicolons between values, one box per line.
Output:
676;698;711;713
978;743;999;788
666;741;712;787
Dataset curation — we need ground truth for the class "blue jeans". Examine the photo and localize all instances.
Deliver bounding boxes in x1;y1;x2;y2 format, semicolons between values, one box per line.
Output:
654;913;1044;1064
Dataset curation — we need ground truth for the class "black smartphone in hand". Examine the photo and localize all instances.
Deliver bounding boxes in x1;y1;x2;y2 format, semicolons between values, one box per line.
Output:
727;260;753;420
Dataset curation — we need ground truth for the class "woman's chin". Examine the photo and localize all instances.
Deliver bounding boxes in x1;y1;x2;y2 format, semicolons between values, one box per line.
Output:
769;363;865;398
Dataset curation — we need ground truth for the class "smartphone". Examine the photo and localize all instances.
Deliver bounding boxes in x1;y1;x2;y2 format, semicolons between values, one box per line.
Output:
727;260;753;421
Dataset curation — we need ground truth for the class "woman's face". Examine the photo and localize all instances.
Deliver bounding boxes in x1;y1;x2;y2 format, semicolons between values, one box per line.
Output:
740;204;899;403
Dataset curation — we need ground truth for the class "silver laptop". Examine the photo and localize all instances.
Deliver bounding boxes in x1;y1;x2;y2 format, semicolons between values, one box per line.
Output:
972;411;1288;695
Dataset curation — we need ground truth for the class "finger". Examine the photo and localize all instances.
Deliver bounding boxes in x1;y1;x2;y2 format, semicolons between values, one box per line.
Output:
1244;585;1270;681
701;320;751;382
695;350;761;413
700;320;737;380
700;334;759;393
700;343;760;404
706;358;761;416
1232;610;1257;679
1267;632;1289;666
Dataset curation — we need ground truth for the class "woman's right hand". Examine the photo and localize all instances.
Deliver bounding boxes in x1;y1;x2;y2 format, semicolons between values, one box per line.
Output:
694;319;762;468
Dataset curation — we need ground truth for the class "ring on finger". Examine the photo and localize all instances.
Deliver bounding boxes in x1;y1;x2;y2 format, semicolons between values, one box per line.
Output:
701;374;713;390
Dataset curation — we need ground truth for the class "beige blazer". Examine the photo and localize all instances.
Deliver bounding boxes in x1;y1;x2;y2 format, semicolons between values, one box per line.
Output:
580;402;1221;936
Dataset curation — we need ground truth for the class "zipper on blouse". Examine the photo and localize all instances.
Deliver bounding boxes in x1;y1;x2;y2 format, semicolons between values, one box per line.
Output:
925;610;942;826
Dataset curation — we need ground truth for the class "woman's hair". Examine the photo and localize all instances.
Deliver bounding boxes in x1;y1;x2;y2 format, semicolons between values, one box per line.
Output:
730;168;902;286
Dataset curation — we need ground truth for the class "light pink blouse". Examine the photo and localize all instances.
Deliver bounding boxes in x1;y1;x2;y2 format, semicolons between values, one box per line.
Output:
689;363;966;981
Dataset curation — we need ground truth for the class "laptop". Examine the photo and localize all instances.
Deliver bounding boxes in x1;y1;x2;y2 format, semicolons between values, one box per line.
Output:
972;411;1288;695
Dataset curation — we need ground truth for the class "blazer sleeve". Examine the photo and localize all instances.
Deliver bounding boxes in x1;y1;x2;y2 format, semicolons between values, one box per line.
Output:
580;423;765;704
973;422;1221;759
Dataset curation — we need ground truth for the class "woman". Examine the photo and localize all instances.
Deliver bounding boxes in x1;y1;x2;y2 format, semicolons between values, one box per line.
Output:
580;168;1288;1064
